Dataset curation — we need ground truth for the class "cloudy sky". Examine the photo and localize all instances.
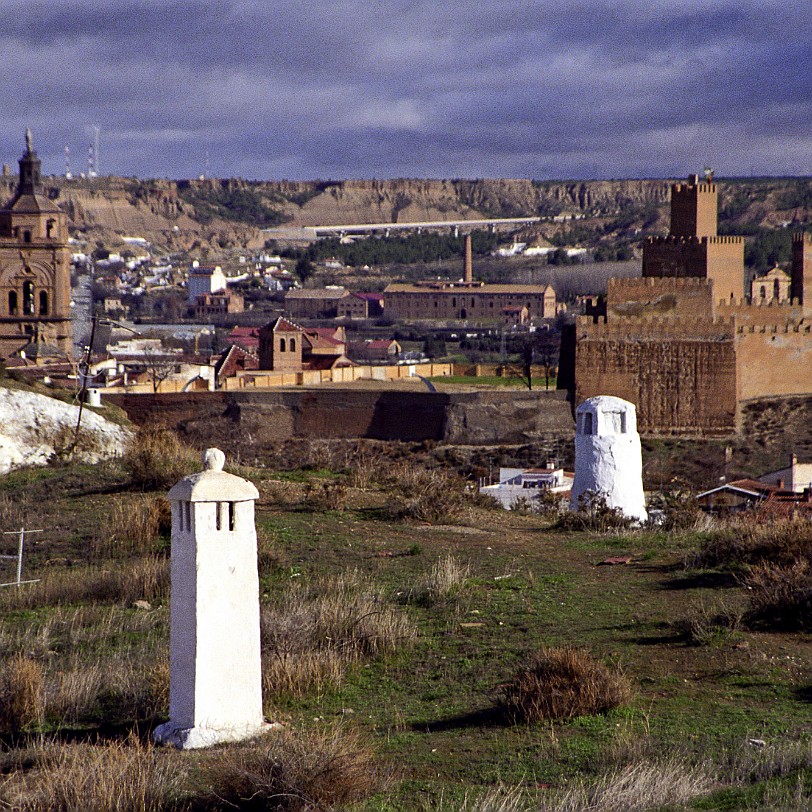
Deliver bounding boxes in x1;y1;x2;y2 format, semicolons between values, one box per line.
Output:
2;0;811;181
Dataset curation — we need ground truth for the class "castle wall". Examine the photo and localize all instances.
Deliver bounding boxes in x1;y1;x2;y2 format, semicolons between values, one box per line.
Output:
736;325;812;401
717;298;805;326
791;233;812;314
575;317;739;435
642;236;710;279
670;181;717;238
607;277;715;319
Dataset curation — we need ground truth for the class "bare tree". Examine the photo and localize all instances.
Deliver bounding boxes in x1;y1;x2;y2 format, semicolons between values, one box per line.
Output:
142;345;179;393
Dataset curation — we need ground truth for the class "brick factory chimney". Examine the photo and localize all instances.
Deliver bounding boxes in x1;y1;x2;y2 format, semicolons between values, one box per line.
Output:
464;234;473;284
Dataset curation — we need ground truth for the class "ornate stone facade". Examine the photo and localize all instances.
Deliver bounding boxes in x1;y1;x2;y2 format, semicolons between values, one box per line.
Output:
0;132;72;359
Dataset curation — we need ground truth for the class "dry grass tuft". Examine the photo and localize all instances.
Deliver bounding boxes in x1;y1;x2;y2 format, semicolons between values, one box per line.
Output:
123;426;198;490
94;494;171;557
671;596;744;645
497;646;632;723
261;572;415;699
555;492;637;533
201;724;381;811
2;735;186;812
0;557;169;610
408;554;470;606
0;654;44;733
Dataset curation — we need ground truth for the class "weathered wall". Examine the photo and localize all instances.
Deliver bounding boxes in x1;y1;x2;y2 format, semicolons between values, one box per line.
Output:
106;388;574;445
607;277;715;319
736;326;812;401
575;318;739;435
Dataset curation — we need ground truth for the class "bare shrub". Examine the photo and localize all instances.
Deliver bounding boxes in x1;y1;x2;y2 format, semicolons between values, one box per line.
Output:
123;426;198;490
304;479;349;511
94;494;171;558
382;462;470;523
497;646;632;723
717;737;812;784
261;573;415;699
689;515;812;571
408;554;470;606
743;559;812;630
4;735;186;812
262;650;345;700
555;492;637;533
200;724;381;811
0;654;44;733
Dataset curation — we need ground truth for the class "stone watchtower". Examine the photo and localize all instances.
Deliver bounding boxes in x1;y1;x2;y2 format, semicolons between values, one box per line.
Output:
0;130;72;358
154;448;270;749
570;396;647;523
642;174;744;303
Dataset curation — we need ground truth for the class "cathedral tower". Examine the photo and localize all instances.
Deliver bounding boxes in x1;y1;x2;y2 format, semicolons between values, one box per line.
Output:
0;130;72;359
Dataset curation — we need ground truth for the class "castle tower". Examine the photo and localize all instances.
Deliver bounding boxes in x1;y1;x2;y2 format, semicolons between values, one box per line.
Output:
642;174;743;303
154;448;270;749
670;174;717;238
570;396;647;522
791;232;812;314
0;130;72;359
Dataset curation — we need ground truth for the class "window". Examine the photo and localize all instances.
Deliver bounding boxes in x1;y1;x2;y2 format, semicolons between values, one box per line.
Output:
290;338;296;352
46;219;55;239
8;291;17;315
23;230;31;244
39;291;48;315
774;279;781;299
279;337;286;352
581;412;593;435
23;281;34;315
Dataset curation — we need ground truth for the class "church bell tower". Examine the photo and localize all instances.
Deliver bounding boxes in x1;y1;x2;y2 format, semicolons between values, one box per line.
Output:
0;130;72;359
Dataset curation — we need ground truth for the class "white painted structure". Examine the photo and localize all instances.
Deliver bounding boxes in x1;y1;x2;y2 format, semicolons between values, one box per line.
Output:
187;265;226;303
480;465;574;509
570;396;647;522
154;448;270;749
758;454;812;493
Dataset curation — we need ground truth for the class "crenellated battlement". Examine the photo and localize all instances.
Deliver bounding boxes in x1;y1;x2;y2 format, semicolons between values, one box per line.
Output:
673;182;716;194
609;276;712;292
792;232;812;246
737;322;811;335
707;235;745;245
578;314;737;340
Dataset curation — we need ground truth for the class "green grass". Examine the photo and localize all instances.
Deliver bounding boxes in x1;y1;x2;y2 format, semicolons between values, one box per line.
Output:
1;458;811;808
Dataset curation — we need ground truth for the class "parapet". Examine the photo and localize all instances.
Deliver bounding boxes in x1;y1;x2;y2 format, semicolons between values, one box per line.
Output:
792;232;812;246
577;314;737;340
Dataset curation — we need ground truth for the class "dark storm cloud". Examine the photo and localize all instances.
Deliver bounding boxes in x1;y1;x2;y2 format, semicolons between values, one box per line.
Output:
1;0;810;179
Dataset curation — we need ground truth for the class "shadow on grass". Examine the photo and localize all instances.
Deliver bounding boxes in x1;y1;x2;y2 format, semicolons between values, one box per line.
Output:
659;571;738;590
793;685;812;703
411;706;511;733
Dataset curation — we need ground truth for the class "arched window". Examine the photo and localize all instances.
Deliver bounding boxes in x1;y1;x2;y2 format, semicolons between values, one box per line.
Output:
23;230;31;244
23;281;34;315
46;220;55;239
8;291;17;315
279;337;286;352
290;338;296;352
774;279;781;300
39;291;48;315
760;285;767;299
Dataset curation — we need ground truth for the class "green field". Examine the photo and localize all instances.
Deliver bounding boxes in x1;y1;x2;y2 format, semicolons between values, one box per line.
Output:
0;451;810;810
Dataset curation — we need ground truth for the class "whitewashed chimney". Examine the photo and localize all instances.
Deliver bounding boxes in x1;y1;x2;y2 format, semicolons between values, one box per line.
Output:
154;447;270;748
570;396;647;522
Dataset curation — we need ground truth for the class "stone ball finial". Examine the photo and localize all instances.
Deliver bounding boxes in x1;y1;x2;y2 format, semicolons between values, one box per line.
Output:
203;448;225;472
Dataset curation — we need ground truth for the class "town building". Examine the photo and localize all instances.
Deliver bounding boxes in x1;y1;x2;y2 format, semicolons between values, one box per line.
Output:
0;131;72;358
479;463;574;509
193;291;244;320
384;234;556;323
284;287;350;319
257;317;353;372
187;265;227;304
571;174;812;435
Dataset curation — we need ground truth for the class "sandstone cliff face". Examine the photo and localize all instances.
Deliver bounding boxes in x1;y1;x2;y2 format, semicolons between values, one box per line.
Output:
1;175;809;251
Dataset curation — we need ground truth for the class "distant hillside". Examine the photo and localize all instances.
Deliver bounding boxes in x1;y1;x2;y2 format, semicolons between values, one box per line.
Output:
1;175;810;258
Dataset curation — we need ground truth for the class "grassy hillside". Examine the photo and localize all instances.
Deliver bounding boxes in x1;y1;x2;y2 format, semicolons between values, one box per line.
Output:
0;435;810;810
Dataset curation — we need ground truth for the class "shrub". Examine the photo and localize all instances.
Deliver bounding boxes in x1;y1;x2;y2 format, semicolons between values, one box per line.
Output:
671;597;744;645
94;494;171;557
200;724;381;811
497;646;632;723
382;462;470;523
555;492;637;533
688;516;812;572
123;427;198;490
743;559;812;631
0;654;44;733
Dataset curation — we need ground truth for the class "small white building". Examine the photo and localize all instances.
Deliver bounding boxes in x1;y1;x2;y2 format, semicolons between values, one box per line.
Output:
480;464;573;509
759;454;812;493
154;448;271;749
570;396;647;522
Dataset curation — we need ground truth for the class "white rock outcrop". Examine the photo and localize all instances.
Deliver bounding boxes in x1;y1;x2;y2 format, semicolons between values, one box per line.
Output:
0;387;132;473
570;395;647;522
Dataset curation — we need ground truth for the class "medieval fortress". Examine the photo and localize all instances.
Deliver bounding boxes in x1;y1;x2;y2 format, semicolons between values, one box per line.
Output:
574;175;812;435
